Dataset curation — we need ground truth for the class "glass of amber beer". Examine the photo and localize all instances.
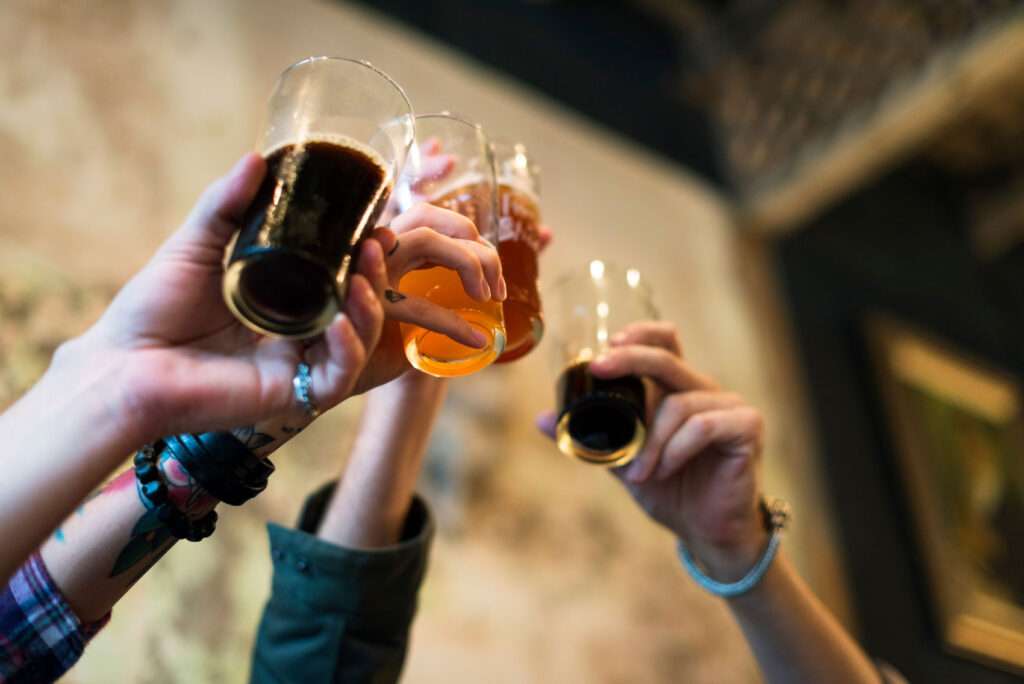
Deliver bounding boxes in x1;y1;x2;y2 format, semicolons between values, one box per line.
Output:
223;56;414;338
394;113;506;377
493;140;544;363
550;261;658;466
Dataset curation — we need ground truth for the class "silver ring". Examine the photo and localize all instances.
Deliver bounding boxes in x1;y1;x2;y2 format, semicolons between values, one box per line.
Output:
292;364;320;418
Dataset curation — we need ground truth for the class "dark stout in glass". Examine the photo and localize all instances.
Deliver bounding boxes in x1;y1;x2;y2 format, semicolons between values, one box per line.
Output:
555;360;647;466
224;135;390;337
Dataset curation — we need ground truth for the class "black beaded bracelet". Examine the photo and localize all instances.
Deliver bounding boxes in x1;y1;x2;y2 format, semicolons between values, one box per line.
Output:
163;432;274;506
133;442;218;542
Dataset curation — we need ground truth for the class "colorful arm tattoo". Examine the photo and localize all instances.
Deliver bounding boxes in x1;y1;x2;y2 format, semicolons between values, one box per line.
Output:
109;447;217;584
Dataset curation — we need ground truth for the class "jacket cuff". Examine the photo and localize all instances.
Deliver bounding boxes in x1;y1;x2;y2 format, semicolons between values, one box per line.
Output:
264;483;434;616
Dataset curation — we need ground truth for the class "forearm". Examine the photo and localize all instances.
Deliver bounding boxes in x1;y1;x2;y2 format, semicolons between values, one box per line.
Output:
0;338;145;584
39;448;218;623
317;374;448;548
35;412;304;624
725;552;880;684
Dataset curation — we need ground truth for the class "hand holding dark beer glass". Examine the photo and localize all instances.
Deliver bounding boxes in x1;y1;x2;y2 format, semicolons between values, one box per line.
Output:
548;261;658;466
223;56;414;338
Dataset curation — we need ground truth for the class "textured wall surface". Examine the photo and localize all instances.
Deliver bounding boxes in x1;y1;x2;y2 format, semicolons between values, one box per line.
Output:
0;1;847;681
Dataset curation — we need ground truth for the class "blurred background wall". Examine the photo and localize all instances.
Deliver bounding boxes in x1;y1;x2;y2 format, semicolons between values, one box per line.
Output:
2;0;1024;682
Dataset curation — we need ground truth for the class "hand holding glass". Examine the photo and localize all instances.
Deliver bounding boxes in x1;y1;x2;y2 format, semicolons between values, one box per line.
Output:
394;114;506;377
223;56;413;338
550;261;658;466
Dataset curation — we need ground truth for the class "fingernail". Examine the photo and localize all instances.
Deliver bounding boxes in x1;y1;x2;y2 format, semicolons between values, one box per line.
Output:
470;329;488;348
592;353;612;367
610;332;627;344
497;277;507;301
480;278;491;301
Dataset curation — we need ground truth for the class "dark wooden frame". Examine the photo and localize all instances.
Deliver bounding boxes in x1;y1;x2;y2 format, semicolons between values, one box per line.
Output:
867;314;1024;676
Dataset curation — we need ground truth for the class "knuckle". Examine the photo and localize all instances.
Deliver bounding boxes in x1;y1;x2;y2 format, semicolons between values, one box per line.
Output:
722;391;746;406
744;407;765;431
407;226;444;248
686;414;712;439
664;392;691;416
456;213;478;236
411;201;435;220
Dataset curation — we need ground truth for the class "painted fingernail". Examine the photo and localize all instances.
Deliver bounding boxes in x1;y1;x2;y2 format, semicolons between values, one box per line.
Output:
470;329;488;348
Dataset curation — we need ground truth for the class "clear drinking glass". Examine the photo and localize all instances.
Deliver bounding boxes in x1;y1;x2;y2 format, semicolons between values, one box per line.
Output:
550;261;658;466
394;113;506;377
223;56;414;338
493;140;544;363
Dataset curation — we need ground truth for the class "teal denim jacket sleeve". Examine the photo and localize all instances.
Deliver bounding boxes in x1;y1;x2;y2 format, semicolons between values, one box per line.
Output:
249;483;434;684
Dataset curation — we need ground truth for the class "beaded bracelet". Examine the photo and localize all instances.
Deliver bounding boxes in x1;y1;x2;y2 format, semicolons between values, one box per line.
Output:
133;442;218;542
675;498;790;598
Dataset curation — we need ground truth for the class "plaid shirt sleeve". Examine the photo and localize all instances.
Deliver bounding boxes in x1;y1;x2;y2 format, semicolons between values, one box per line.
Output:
0;552;110;683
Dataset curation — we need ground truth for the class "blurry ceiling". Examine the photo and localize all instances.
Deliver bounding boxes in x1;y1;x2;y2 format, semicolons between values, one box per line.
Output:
349;0;1024;232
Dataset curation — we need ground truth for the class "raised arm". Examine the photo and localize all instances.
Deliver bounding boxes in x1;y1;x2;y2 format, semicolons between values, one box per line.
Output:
250;371;448;684
538;320;884;684
0;153;389;583
0;152;507;681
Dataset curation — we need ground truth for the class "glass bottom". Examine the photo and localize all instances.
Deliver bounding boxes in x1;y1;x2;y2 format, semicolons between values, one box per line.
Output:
222;255;337;339
555;410;646;467
495;303;543;363
403;309;506;377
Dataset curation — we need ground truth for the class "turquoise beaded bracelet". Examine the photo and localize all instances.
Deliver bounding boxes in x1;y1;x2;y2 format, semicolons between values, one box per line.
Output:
675;498;790;598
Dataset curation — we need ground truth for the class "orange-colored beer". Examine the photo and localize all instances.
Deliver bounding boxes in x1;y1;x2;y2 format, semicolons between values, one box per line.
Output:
399;180;505;377
399;267;505;376
495;184;543;363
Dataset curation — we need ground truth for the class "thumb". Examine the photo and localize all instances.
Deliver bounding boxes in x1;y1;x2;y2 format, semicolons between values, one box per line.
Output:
168;153;266;252
535;410;557;440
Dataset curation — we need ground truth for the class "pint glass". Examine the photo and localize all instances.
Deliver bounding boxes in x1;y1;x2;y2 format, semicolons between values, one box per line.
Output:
551;261;658;466
395;114;506;377
223;56;414;338
493;140;544;363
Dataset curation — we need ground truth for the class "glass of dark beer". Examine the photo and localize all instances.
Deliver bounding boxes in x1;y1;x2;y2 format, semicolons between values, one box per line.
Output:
492;140;544;364
551;261;658;466
223;56;414;338
394;113;506;377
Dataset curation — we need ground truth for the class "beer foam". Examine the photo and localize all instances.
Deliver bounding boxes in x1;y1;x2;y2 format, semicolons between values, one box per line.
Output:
263;133;392;184
428;171;489;199
497;176;540;205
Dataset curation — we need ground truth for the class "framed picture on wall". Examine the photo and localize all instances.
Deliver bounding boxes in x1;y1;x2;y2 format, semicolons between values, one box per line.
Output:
867;314;1024;675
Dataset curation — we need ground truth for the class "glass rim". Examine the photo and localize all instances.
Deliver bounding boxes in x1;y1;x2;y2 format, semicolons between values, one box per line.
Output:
553;260;656;297
412;111;491;138
277;55;413;117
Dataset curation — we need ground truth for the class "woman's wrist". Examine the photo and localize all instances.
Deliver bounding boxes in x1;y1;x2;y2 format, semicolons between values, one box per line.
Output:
316;373;448;548
49;333;155;448
677;511;770;584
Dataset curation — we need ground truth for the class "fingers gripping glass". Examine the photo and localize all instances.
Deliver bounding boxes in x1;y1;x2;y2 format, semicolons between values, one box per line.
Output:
395;113;506;377
550;261;658;467
223;56;414;338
